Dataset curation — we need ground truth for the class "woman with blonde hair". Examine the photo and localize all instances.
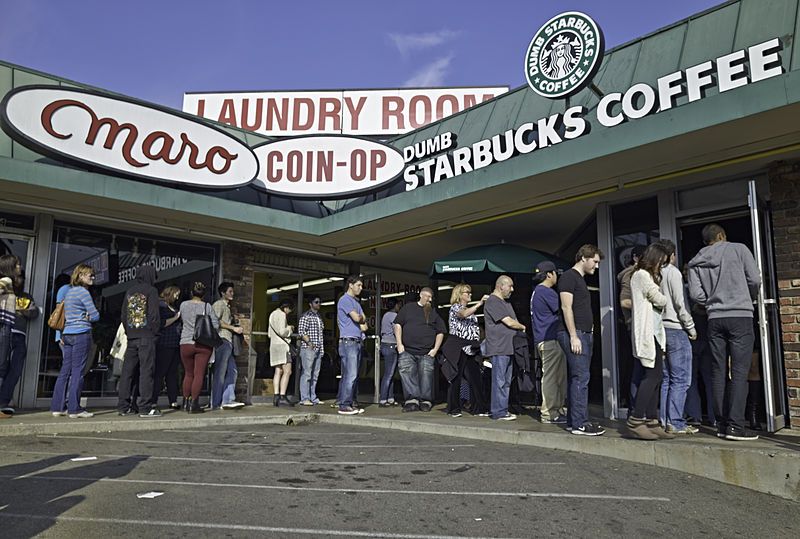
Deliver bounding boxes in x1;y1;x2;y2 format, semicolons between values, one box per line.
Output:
50;263;99;419
442;283;489;417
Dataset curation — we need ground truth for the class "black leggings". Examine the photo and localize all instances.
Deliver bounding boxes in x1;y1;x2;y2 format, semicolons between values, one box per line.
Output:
632;339;664;420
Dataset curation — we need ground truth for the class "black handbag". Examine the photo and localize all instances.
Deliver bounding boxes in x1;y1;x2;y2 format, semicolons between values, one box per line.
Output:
194;303;223;348
270;322;300;363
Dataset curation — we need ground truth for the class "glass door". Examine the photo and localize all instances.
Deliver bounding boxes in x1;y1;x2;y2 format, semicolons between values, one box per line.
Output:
0;233;33;408
748;180;788;432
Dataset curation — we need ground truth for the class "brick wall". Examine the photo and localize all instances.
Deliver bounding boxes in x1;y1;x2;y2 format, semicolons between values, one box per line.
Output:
221;241;256;400
768;161;800;422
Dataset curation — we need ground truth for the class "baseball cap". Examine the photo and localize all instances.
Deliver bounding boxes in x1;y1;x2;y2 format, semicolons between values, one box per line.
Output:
535;261;557;274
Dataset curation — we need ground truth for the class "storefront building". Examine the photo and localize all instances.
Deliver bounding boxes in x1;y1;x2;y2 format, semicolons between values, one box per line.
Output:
1;0;798;430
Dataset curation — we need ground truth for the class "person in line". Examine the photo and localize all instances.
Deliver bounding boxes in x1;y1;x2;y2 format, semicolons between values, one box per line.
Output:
211;282;245;410
154;285;182;410
618;245;645;415
298;295;325;406
0;255;21;419
117;265;162;418
269;298;295;407
337;276;366;415
179;282;219;414
689;223;761;441
50;264;99;419
684;298;716;427
656;240;698;435
444;284;489;418
0;272;39;415
530;261;567;424
558;244;605;436
627;243;674;440
394;287;445;413
378;298;401;407
484;276;526;421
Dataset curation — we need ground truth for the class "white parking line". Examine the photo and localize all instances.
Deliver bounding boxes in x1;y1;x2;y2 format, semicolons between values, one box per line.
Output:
0;473;671;501
162;429;376;435
0;449;566;466
0;513;512;539
35;435;475;448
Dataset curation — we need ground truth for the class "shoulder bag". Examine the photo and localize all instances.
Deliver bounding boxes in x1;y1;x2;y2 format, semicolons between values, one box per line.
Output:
47;301;65;331
194;303;223;348
270;322;300;363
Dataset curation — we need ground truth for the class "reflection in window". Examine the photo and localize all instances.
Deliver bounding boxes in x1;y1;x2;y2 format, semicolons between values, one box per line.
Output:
38;223;218;399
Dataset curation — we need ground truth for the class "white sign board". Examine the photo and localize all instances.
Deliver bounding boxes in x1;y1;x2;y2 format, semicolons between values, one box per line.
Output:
1;86;259;189
252;136;404;198
183;87;508;137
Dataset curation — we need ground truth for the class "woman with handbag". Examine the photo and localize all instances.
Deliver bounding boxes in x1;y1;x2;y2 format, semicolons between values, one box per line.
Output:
268;298;294;407
179;282;219;414
50;263;100;419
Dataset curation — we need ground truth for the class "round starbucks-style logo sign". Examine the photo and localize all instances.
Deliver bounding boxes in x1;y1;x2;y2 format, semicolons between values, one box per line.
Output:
524;11;604;99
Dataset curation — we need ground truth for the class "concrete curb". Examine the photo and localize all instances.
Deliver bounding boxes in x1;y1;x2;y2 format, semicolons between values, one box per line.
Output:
2;409;798;501
314;414;800;502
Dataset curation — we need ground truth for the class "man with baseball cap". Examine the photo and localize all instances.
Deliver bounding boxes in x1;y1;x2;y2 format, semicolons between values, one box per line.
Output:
530;261;567;424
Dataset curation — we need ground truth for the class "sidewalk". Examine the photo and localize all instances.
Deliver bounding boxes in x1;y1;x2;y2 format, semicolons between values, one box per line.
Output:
1;403;798;501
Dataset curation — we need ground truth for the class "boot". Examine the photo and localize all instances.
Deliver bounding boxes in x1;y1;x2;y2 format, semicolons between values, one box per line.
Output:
747;381;763;431
626;417;659;440
189;398;204;414
646;419;676;439
183;397;191;412
273;394;280;407
278;395;295;408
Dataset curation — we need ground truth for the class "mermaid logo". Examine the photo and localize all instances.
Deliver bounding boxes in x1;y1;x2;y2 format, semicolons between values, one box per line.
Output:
525;12;604;99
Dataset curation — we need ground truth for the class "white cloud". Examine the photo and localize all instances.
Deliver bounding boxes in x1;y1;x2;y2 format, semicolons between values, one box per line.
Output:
404;55;454;87
388;29;460;57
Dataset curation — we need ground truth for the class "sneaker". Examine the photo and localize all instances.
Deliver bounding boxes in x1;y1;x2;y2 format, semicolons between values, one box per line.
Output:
118;408;136;416
448;411;463;418
572;423;605;436
419;402;432;412
497;413;517;421
297;400;314;407
169;402;181;410
139;408;162;418
723;425;759;441
0;411;11;420
222;401;246;409
666;424;699;435
685;416;702;426
541;415;568;424
402;402;420;413
626;419;658;440
475;412;490;417
379;402;391;408
68;411;94;419
0;406;15;415
388;400;398;406
338;406;361;415
51;411;67;417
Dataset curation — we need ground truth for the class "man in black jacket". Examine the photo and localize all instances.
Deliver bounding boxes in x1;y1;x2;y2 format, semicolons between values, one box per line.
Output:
117;265;161;418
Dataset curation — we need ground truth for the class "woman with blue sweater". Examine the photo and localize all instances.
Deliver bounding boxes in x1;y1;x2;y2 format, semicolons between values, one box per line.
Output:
50;264;100;419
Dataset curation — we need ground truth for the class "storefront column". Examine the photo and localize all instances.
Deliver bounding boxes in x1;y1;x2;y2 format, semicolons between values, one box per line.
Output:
596;203;618;419
768;161;800;423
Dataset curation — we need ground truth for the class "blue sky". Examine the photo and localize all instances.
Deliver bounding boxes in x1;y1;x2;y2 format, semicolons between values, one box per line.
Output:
0;1;724;110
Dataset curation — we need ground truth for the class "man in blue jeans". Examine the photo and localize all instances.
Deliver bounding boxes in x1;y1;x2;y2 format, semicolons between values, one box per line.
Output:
298;295;325;406
379;298;401;406
394;288;445;413
484;275;527;421
336;275;367;415
211;282;245;411
689;223;761;441
557;244;605;436
656;240;698;434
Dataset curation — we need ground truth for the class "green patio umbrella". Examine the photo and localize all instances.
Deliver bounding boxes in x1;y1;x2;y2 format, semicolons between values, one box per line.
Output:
430;243;568;283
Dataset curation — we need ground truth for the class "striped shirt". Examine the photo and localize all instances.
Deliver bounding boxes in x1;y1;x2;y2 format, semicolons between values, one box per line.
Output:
63;286;100;335
298;309;324;349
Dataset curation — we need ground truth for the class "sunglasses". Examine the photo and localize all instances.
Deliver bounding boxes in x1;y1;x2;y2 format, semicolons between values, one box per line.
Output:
312;300;321;304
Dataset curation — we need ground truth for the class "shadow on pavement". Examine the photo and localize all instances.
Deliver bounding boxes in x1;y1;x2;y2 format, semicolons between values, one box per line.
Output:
0;453;147;537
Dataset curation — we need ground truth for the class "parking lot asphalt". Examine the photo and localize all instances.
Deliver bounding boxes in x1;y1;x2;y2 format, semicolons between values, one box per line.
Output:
0;422;798;538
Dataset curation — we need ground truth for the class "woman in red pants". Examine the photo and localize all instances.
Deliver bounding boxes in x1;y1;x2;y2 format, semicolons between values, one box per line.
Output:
179;282;219;413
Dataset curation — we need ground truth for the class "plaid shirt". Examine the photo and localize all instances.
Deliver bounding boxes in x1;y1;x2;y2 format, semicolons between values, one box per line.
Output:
298;309;324;350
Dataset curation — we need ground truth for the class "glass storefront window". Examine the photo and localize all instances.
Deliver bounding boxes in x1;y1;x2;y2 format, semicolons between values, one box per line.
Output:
38;223;218;399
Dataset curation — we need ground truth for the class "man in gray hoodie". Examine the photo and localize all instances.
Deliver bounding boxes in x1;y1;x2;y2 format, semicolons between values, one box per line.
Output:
117;265;161;418
688;224;760;441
